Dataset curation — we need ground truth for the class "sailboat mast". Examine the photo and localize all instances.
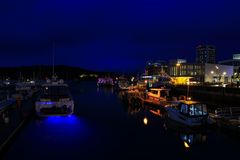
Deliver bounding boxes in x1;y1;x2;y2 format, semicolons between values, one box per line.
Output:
52;41;55;78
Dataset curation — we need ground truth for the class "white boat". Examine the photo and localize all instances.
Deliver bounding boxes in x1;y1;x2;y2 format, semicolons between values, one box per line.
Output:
12;80;39;101
35;79;74;116
165;100;212;127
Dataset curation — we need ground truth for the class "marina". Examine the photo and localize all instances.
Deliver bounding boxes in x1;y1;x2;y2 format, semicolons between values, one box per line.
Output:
1;1;240;159
0;81;239;159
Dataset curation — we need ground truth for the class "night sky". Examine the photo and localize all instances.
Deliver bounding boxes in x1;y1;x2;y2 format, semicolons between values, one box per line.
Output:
1;0;240;72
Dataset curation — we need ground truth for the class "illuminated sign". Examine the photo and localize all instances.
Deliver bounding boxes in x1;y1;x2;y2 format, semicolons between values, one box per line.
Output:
233;54;240;60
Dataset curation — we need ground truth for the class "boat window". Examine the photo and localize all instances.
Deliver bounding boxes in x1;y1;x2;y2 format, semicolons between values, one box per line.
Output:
151;90;158;95
189;105;195;116
180;104;188;114
160;90;168;97
189;104;207;116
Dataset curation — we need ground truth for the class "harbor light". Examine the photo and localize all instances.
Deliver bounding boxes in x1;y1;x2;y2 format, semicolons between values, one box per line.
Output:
184;141;190;148
143;117;148;125
131;77;134;82
176;63;181;67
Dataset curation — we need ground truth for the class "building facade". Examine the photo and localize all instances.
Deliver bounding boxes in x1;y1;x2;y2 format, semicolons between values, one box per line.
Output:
145;60;168;76
169;59;204;77
196;45;216;64
169;60;204;84
169;59;233;84
204;63;233;84
219;54;240;74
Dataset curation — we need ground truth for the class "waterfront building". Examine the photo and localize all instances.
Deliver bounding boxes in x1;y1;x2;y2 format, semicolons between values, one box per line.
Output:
143;60;171;87
219;54;240;74
145;60;168;76
169;59;233;84
169;60;204;84
204;63;233;84
196;45;216;64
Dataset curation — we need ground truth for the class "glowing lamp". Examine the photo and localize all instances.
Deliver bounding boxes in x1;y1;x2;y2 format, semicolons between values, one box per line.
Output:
184;141;190;148
143;117;148;125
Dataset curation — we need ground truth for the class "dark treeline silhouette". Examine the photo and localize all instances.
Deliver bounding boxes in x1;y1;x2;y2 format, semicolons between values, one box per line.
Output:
0;65;119;80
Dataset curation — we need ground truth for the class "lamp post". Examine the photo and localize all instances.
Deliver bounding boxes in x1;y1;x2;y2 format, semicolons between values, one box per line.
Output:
210;70;214;83
215;65;221;83
187;79;190;100
176;63;181;76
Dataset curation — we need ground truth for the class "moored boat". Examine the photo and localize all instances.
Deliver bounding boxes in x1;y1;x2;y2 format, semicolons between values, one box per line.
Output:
35;79;74;116
165;100;213;127
97;77;114;87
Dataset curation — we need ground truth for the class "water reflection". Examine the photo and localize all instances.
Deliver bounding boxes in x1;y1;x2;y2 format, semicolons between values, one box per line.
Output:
45;115;81;125
181;132;207;149
34;115;88;140
164;117;208;149
97;86;114;94
124;99;209;149
143;117;148;125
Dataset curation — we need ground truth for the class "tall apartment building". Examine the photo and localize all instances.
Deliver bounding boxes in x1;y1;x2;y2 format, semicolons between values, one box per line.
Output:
196;45;216;64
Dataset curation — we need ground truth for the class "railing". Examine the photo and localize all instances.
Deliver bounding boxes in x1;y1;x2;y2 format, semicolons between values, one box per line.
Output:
215;107;240;119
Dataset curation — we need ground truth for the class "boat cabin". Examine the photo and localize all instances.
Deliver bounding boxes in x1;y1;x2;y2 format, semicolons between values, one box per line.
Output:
176;100;208;117
35;80;74;116
147;88;170;101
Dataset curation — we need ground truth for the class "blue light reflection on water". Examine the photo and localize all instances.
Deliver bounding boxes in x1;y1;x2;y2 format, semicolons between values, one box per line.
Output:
45;115;80;125
38;115;89;140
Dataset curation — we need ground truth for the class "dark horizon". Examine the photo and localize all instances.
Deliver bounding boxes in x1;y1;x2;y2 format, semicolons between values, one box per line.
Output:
1;1;240;72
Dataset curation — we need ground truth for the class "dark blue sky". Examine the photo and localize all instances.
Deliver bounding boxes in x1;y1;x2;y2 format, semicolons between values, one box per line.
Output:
0;0;240;72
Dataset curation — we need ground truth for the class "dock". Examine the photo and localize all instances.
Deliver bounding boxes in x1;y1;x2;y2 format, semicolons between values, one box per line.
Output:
0;93;38;154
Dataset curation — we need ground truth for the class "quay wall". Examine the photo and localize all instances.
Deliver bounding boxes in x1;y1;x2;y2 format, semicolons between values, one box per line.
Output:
171;85;240;109
0;93;38;156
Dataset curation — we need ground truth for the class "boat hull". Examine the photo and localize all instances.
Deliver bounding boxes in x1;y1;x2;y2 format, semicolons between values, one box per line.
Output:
35;101;74;117
166;107;209;127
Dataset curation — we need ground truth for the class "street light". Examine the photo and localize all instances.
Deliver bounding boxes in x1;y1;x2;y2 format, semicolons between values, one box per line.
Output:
176;63;181;76
216;66;220;82
186;79;190;100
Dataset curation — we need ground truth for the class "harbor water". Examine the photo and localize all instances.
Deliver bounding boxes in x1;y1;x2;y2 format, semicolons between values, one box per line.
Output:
2;81;240;160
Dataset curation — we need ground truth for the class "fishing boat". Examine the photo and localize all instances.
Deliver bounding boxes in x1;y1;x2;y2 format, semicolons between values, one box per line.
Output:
35;78;74;116
165;100;213;127
147;88;170;101
143;87;174;107
117;76;130;90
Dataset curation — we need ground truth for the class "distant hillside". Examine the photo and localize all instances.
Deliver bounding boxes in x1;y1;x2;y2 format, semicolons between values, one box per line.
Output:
0;65;119;80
